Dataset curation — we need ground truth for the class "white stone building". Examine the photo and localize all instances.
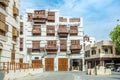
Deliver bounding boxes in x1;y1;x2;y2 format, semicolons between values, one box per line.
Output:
21;9;84;71
0;0;22;62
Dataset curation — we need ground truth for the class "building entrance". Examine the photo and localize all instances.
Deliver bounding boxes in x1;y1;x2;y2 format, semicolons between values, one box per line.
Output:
70;59;82;71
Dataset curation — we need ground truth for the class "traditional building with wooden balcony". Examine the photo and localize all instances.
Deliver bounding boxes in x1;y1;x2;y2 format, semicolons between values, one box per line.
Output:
69;26;78;35
23;9;84;71
13;3;19;17
46;25;55;36
46;40;58;54
0;1;23;74
20;22;23;35
12;27;19;41
32;25;41;36
58;25;68;38
60;40;67;51
59;17;67;22
47;11;55;22
70;40;82;54
32;10;46;24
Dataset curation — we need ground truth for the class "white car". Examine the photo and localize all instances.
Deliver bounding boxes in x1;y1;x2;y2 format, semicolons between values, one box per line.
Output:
116;67;120;72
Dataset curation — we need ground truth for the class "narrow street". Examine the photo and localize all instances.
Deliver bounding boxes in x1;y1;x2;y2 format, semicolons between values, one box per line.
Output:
16;71;120;80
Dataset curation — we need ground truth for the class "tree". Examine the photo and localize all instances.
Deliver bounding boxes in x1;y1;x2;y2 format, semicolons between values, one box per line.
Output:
110;25;120;54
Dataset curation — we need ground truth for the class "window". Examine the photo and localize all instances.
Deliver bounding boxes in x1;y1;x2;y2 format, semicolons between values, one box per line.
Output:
12;27;18;41
91;50;96;55
98;49;100;53
35;57;39;60
110;47;113;54
20;38;23;51
47;12;55;22
69;26;78;36
85;50;90;57
46;25;55;36
32;41;40;52
20;22;23;35
104;48;108;54
32;26;41;36
0;12;8;36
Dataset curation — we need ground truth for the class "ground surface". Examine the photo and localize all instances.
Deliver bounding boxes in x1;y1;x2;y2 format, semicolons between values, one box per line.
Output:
16;71;120;80
0;70;5;80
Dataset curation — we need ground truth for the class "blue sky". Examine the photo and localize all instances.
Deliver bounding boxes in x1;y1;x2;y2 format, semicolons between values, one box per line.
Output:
21;0;120;40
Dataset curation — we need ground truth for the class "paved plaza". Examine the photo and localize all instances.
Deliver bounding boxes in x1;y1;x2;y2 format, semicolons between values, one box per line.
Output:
16;71;120;80
0;71;5;80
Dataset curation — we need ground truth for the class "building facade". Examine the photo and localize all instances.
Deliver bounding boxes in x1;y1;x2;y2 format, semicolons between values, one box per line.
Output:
0;0;22;62
21;9;84;71
85;40;120;70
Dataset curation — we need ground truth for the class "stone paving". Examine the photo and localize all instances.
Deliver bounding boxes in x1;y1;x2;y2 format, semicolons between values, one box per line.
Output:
16;71;120;80
0;70;5;80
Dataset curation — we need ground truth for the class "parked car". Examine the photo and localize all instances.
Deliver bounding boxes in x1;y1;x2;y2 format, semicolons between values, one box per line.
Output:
116;67;120;72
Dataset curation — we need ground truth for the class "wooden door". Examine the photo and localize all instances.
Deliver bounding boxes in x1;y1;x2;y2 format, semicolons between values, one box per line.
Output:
19;58;23;69
45;58;54;71
32;60;42;68
58;58;68;71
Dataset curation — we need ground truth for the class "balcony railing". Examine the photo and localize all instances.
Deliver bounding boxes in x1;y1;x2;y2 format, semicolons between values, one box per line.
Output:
100;53;113;58
32;46;40;50
58;26;68;37
46;45;58;50
33;15;46;19
47;51;57;54
0;12;6;22
20;27;23;34
48;12;55;16
69;30;78;35
47;30;55;36
20;44;23;48
32;29;41;35
60;46;67;51
59;17;67;22
12;28;18;37
33;19;46;24
47;16;55;22
47;25;55;36
0;0;9;7
69;18;80;22
70;45;82;50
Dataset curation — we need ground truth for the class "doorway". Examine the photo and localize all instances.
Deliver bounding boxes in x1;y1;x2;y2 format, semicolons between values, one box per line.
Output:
70;59;82;71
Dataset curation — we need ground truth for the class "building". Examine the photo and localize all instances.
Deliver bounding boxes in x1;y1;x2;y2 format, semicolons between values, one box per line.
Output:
83;35;96;50
21;9;84;71
85;40;120;70
0;0;22;62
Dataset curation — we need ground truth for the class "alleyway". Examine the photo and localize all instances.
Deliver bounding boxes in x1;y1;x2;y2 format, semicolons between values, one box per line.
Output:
16;71;120;80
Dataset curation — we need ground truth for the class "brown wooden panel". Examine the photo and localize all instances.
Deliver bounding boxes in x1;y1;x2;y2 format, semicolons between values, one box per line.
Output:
45;58;54;71
32;60;42;68
58;58;68;71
